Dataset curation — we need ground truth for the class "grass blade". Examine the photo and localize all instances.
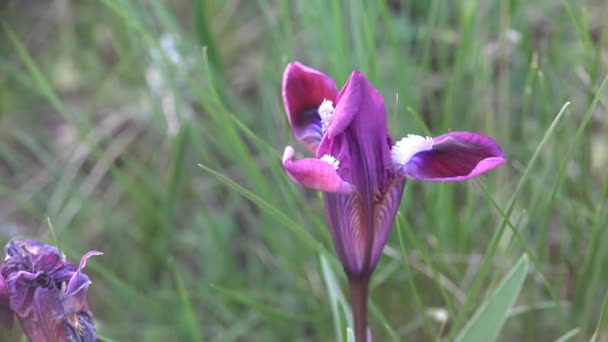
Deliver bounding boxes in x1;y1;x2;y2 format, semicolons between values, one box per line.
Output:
455;254;529;342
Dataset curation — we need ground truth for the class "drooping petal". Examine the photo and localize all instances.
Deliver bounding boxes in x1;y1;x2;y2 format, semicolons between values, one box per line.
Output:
397;131;505;181
282;146;355;194
282;62;339;152
0;274;12;328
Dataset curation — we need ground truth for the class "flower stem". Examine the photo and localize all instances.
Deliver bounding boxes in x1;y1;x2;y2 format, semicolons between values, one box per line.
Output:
348;275;370;342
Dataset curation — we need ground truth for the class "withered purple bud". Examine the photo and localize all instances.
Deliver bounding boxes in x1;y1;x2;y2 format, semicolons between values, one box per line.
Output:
0;240;102;342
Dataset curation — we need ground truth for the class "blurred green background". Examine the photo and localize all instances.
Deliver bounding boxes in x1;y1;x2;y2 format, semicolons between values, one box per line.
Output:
1;0;607;341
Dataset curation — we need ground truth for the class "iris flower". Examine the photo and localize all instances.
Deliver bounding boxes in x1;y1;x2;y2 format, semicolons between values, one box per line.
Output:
281;62;505;341
0;240;102;342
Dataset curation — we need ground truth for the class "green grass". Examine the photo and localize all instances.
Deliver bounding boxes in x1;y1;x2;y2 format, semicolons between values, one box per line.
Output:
1;0;607;340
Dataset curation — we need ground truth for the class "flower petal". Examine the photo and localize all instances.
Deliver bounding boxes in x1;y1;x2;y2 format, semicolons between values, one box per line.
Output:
64;251;102;316
324;71;362;139
370;178;406;269
282;146;355;194
6;270;43;315
318;71;394;185
399;132;505;181
21;286;96;342
282;62;339;152
65;251;102;298
324;178;406;277
324;192;365;274
317;71;399;276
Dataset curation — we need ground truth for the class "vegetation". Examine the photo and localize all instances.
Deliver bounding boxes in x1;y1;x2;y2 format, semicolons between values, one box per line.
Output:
1;0;607;340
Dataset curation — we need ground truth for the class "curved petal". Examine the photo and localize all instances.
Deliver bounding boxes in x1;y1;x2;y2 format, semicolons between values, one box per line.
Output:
64;251;102;315
324;71;362;139
65;251;102;298
400;132;505;181
282;62;338;152
282;146;355;194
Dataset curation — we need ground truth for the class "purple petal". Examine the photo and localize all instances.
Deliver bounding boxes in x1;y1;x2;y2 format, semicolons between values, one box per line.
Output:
19;287;64;342
282;146;355;194
65;251;102;298
282;62;338;152
369;179;406;268
400;132;505;182
318;72;400;276
325;192;368;275
21;286;96;342
324;71;361;139
63;251;102;315
318;71;394;186
0;240;100;341
6;270;44;314
0;274;13;328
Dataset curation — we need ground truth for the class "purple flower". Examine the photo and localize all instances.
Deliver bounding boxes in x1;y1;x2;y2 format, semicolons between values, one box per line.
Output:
281;62;505;340
0;240;102;342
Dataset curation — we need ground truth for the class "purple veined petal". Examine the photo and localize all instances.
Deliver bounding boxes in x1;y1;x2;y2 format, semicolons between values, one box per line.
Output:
324;192;365;274
282;62;339;153
0;274;13;328
22;285;96;342
369;178;406;270
20;286;64;342
395;132;505;182
282;146;355;194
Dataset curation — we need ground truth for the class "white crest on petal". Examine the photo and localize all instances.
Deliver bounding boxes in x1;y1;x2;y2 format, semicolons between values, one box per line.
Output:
320;154;340;170
391;134;434;166
318;99;334;133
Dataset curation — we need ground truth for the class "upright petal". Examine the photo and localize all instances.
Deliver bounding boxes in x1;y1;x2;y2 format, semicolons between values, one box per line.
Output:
283;62;338;152
282;146;355;194
318;71;399;276
396;132;505;181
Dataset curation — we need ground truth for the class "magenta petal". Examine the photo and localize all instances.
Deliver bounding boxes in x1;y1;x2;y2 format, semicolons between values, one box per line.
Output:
282;62;339;152
282;146;355;194
401;132;505;182
324;71;362;139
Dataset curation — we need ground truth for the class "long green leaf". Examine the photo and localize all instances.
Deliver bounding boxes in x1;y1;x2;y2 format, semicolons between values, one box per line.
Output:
455;254;529;342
